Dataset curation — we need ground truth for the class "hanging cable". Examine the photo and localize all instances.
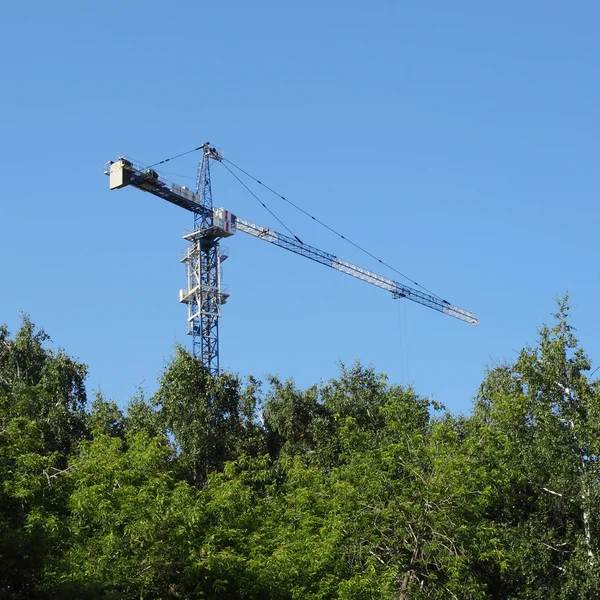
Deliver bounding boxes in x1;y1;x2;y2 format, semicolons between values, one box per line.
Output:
221;158;443;300
220;162;304;244
397;299;405;384
147;145;205;169
153;169;196;181
402;298;409;383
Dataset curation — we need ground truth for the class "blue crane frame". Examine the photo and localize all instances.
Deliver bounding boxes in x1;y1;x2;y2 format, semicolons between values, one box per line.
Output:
105;146;478;376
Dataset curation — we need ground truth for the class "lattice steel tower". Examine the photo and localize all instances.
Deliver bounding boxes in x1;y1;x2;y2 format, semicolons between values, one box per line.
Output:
179;143;229;376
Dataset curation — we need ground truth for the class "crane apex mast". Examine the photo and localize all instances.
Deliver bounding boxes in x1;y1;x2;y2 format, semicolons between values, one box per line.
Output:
182;143;229;376
202;143;224;163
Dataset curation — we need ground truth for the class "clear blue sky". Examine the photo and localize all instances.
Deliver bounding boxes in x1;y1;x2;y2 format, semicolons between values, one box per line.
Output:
1;1;598;414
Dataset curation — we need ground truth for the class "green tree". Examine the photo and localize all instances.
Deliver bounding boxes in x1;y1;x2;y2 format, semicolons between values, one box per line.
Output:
473;298;600;598
153;347;264;484
0;317;88;598
257;368;498;598
53;430;202;599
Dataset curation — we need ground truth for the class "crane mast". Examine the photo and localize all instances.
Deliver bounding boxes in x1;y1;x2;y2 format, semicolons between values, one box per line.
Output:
183;144;224;376
104;148;478;375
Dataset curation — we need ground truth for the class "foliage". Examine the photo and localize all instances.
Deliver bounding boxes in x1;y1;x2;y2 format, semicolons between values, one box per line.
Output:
0;316;87;598
472;297;600;598
152;346;264;484
2;300;600;598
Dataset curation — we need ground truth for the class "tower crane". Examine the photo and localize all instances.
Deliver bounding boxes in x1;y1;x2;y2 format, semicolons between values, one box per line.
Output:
104;143;478;376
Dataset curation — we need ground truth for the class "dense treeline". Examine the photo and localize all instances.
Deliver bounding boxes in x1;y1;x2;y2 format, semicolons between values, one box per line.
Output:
1;300;600;598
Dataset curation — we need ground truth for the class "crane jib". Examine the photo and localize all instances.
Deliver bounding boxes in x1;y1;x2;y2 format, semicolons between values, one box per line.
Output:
234;218;478;326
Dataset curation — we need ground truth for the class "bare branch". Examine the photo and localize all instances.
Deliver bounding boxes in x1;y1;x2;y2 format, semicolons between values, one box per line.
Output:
541;487;563;497
368;549;386;566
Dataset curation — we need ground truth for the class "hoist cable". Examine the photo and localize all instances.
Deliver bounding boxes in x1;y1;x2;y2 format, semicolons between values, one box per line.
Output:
220;162;304;245
147;145;205;169
222;158;443;300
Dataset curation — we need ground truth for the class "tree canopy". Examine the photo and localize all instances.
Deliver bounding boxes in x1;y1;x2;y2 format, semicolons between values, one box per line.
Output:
1;303;599;598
